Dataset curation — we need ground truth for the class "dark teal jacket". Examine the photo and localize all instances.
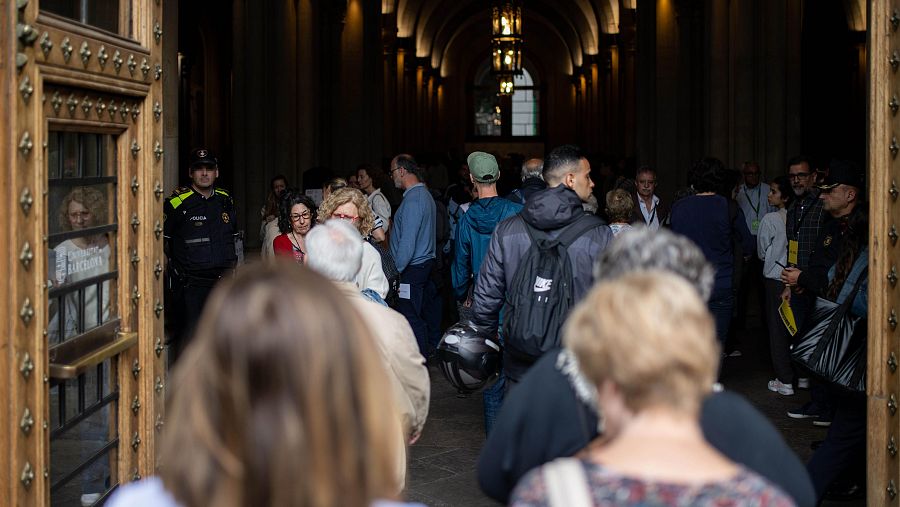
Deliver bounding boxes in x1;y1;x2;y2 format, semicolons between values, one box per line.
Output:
450;197;523;300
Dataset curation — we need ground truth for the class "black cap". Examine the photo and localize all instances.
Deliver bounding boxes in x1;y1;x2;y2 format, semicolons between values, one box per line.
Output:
189;148;217;169
819;159;864;192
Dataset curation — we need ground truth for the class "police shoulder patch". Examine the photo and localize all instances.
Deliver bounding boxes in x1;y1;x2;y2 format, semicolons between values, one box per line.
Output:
222;212;230;224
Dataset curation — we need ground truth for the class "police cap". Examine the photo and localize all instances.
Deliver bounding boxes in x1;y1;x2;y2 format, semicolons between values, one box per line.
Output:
190;148;218;170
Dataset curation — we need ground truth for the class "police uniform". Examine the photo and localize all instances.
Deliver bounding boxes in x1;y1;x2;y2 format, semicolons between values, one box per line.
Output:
164;187;237;276
163;149;238;361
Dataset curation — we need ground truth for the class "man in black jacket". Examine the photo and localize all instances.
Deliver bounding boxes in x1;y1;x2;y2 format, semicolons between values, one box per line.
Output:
506;158;547;204
472;145;612;387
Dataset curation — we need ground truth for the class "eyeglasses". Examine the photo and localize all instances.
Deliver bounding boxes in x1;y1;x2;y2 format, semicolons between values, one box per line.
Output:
290;212;311;221
390;166;402;175
788;172;811;180
332;213;359;222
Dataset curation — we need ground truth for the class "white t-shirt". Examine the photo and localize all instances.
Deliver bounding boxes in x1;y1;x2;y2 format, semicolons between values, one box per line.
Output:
637;194;661;231
357;241;389;299
368;189;392;232
49;239;111;343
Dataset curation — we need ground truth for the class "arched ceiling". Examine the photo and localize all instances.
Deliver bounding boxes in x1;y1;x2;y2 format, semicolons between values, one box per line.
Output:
391;0;620;76
841;0;866;31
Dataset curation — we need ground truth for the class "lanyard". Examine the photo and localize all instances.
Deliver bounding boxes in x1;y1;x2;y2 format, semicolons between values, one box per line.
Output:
742;185;761;217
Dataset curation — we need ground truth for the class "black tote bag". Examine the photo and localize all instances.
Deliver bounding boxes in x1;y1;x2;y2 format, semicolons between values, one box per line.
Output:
790;271;868;392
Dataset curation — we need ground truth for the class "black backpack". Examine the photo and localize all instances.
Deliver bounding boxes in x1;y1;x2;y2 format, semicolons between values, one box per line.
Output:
502;214;602;364
366;237;401;307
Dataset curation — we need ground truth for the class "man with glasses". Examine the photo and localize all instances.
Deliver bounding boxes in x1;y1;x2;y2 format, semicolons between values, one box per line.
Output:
164;148;239;364
780;155;831;423
389;153;441;356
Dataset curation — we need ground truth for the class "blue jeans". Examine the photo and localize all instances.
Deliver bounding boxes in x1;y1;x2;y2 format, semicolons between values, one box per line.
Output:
483;375;506;435
708;288;734;344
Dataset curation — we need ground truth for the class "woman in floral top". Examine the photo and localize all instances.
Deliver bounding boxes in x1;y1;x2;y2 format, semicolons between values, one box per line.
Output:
511;272;795;507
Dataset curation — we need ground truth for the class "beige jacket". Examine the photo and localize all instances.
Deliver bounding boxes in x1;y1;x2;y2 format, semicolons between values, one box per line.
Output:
334;282;430;436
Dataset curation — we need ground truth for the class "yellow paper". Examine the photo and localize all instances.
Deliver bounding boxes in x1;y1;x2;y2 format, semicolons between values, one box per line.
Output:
779;299;798;336
788;240;799;266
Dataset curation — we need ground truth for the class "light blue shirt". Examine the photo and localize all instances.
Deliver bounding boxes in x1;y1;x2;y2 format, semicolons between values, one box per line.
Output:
390;183;436;272
736;183;775;235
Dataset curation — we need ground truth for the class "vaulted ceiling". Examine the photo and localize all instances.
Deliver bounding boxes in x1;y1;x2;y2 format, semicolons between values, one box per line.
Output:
382;0;626;78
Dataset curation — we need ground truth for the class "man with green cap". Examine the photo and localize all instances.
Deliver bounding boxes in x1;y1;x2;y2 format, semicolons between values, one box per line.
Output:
451;151;522;432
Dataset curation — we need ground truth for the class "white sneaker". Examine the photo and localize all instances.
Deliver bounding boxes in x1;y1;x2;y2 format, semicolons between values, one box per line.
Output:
797;377;810;389
767;379;795;396
81;493;102;506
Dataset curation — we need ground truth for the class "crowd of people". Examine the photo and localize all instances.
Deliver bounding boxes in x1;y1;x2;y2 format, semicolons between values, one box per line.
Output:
128;145;868;506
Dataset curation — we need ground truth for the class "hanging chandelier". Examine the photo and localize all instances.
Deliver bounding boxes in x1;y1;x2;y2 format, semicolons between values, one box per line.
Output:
498;74;515;96
491;0;523;95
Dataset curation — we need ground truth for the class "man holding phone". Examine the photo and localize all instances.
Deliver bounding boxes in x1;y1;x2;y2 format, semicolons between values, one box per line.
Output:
779;156;832;423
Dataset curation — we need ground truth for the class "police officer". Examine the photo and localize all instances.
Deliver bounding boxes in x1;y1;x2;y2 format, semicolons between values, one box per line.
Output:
164;148;238;363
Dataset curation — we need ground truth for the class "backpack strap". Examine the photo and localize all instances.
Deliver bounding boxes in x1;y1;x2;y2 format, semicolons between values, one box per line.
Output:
555;214;604;249
521;214;603;250
542;458;593;507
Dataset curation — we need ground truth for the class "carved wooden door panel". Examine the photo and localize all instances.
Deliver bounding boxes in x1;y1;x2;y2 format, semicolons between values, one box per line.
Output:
2;0;165;505
870;1;900;503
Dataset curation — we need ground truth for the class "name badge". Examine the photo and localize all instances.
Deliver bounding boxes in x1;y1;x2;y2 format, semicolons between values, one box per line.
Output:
751;219;760;234
788;240;799;266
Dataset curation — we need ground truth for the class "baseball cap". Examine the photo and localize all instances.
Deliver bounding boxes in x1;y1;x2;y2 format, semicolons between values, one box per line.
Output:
190;148;218;169
818;159;864;191
467;151;499;183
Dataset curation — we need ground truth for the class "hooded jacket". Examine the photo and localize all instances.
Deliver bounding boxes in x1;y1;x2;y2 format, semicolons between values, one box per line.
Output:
472;185;612;379
451;197;523;300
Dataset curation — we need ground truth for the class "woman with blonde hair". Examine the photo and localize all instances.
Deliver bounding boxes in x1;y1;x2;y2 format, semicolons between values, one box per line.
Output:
50;186;112;343
109;264;421;507
319;187;390;299
511;271;794;507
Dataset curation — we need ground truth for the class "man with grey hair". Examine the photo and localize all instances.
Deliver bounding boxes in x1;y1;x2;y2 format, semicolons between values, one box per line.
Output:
477;228;814;507
306;220;430;457
631;166;667;230
389;153;440;355
506;158;547;205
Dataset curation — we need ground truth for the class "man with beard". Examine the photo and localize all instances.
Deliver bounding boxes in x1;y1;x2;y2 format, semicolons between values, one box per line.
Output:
389;153;440;355
780;155;831;422
472;144;612;393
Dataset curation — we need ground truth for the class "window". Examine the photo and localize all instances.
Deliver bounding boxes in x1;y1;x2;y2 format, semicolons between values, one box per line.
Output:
47;131;120;504
511;72;539;136
472;65;540;138
42;0;120;34
47;132;118;344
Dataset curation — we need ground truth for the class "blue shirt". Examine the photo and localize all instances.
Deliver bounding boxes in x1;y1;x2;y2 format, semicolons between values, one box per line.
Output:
390;183;436;272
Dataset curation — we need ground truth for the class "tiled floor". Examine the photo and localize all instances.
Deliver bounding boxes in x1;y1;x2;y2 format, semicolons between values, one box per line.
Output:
406;319;865;506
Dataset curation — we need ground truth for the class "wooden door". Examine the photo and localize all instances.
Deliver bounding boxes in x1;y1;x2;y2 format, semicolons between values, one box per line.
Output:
870;0;900;504
1;0;166;504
